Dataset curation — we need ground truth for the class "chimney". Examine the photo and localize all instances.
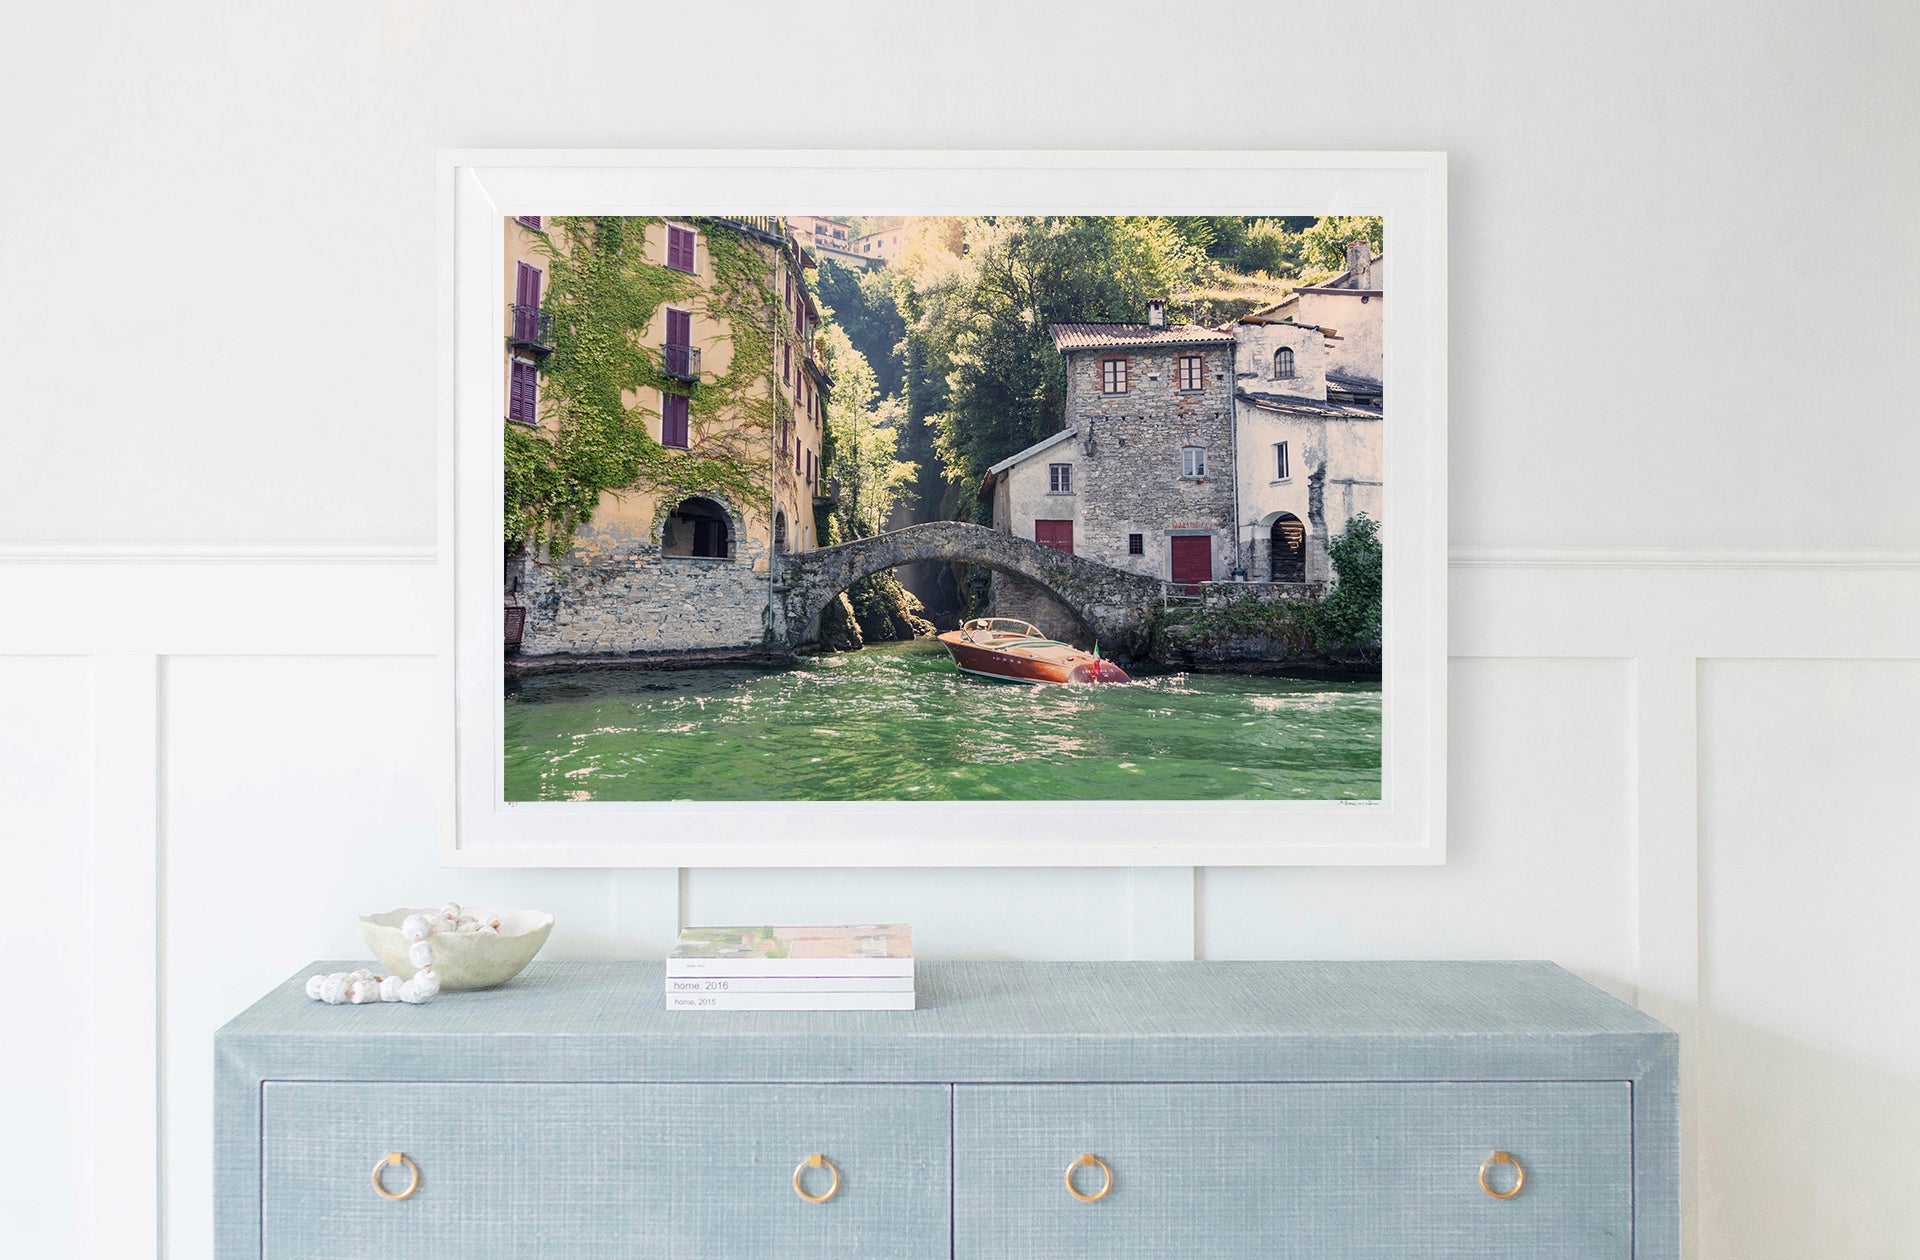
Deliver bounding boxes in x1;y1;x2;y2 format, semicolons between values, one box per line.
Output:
1146;297;1166;328
1346;240;1372;288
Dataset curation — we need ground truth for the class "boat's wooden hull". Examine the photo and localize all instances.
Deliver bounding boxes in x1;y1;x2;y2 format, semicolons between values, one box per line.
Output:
936;633;1132;684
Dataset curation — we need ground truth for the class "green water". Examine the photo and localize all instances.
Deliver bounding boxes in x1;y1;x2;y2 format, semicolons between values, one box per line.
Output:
504;639;1381;802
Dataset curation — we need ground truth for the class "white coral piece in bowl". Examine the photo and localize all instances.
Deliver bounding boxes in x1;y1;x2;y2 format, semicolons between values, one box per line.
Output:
359;907;554;991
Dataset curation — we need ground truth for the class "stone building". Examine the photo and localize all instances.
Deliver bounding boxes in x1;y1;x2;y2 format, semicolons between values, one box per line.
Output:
982;242;1384;613
505;216;832;658
1233;242;1384;584
978;301;1238;637
1246;241;1384;395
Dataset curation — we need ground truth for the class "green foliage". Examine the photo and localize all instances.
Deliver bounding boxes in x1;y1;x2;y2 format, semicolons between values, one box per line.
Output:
1160;215;1316;277
814;260;906;399
1297;216;1385;274
817;322;915;540
1154;593;1321;661
1317;514;1382;652
910;216;1214;498
503;216;777;553
846;571;935;642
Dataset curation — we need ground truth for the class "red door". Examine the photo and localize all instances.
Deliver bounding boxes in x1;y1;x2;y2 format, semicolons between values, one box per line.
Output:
1035;520;1074;554
1170;535;1212;591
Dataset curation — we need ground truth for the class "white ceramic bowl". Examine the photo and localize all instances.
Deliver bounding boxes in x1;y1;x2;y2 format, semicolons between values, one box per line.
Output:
358;907;555;991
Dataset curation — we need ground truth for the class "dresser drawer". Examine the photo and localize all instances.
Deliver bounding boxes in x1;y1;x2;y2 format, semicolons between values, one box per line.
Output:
261;1082;949;1259
953;1082;1633;1258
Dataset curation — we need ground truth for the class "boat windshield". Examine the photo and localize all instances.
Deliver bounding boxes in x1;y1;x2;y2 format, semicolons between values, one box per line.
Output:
964;617;1043;640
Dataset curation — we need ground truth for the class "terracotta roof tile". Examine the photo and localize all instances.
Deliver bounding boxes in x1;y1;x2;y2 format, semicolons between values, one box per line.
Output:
1049;323;1234;352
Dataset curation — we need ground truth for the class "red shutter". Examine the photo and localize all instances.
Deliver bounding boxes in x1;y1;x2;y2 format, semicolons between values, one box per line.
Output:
1035;520;1074;555
1170;536;1213;592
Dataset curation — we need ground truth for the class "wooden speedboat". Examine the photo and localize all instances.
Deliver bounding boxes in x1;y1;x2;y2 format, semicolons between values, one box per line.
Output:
936;618;1132;685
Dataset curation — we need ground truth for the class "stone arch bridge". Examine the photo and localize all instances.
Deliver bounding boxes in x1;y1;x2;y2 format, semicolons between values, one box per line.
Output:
774;521;1165;654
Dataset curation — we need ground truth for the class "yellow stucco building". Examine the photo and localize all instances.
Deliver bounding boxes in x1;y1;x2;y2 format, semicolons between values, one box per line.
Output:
503;215;834;659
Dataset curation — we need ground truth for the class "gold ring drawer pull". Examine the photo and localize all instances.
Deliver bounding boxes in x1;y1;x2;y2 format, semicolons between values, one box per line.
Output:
372;1152;420;1201
793;1153;840;1203
1065;1153;1112;1202
1479;1150;1524;1199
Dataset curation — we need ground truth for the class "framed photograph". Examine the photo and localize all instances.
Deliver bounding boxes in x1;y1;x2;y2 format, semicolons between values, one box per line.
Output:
444;150;1446;866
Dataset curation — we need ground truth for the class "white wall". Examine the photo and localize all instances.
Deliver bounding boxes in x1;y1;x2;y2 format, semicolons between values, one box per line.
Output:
3;4;1917;1259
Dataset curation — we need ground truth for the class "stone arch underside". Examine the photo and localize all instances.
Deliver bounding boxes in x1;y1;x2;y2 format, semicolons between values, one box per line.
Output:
776;521;1163;654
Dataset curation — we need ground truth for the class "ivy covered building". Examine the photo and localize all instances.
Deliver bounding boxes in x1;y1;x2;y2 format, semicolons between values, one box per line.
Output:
502;215;833;659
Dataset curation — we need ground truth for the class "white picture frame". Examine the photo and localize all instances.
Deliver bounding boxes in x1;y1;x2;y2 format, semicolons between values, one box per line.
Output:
443;150;1447;867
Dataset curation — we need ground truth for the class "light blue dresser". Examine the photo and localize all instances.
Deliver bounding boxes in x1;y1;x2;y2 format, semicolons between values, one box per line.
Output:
215;960;1678;1257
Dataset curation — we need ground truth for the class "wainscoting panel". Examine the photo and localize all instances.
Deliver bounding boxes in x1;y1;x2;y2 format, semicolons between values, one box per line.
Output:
1697;659;1920;1258
0;657;96;1259
3;548;1917;1259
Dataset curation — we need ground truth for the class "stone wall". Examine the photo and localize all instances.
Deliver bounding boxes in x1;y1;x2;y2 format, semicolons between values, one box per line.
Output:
1063;342;1239;582
509;505;775;657
776;520;1165;656
987;571;1093;646
1155;580;1357;671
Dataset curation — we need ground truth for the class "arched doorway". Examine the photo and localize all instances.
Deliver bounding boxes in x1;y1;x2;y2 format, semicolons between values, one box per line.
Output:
662;496;732;559
1269;513;1306;583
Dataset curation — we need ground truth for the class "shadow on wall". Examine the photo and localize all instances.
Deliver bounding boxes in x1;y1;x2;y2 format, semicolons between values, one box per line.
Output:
1699;1012;1920;1257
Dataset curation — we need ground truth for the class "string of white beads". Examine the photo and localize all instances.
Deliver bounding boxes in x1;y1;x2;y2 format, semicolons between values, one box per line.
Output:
303;905;483;1007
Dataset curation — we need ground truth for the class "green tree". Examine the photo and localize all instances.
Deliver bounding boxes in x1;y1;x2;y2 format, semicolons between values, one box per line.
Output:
816;322;913;541
1317;513;1382;653
912;215;1213;506
1298;216;1385;273
814;259;906;400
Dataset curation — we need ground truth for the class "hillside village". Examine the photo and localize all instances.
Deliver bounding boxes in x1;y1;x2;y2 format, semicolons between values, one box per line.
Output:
500;214;1383;669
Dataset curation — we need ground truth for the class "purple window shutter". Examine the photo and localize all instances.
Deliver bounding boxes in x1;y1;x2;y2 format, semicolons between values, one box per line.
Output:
666;308;690;346
514;263;540;340
509;361;536;424
667;226;695;272
663;394;689;448
783;342;791;384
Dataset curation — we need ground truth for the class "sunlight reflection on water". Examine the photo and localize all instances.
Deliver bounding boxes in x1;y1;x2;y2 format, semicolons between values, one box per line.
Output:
505;639;1380;803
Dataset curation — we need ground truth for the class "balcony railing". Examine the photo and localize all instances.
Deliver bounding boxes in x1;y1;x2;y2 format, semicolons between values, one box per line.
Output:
711;215;788;242
662;342;701;382
509;304;555;352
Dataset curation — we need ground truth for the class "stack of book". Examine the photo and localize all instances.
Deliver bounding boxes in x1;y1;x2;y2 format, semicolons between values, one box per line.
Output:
664;924;915;1011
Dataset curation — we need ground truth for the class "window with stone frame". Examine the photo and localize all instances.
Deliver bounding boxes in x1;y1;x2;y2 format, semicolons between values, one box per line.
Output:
1048;463;1072;494
1177;354;1203;392
1181;446;1207;478
1100;356;1128;394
